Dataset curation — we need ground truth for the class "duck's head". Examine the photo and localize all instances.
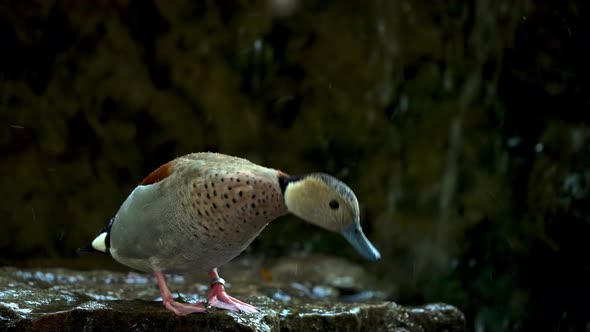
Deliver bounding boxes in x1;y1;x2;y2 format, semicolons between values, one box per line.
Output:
281;173;381;261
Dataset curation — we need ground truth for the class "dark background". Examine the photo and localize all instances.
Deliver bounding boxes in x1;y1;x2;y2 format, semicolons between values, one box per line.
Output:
1;1;589;331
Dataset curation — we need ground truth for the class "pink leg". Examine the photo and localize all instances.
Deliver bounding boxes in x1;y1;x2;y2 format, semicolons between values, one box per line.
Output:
206;268;259;313
155;272;206;316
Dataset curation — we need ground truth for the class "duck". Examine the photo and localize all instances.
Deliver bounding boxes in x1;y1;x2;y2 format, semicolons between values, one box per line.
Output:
82;152;381;315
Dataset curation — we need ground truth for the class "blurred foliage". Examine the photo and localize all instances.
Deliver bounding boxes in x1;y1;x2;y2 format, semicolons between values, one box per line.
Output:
1;0;589;331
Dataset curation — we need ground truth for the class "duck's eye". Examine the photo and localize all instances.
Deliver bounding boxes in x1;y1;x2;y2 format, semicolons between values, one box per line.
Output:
329;200;339;210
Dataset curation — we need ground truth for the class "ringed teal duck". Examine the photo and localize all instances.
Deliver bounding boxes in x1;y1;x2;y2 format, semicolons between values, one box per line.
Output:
84;152;380;315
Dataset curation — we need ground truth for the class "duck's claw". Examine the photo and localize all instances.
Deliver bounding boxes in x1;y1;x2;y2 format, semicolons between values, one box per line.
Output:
207;282;259;313
156;271;207;316
164;299;207;316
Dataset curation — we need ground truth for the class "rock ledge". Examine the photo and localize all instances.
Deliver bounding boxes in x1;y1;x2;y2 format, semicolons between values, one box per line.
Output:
0;258;464;331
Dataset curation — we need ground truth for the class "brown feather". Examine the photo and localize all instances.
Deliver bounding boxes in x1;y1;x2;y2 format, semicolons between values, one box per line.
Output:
140;161;174;185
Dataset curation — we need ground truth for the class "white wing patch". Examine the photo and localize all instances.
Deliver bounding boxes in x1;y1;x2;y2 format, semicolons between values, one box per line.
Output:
91;232;108;253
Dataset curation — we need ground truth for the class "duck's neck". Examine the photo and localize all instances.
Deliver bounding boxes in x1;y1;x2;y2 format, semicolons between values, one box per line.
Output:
278;173;321;224
278;173;305;194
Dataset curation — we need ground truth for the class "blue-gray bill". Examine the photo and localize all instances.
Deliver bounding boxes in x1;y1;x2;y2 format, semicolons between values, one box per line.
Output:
340;224;381;261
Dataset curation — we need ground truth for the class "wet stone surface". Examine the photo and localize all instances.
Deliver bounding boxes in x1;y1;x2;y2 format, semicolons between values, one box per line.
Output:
0;256;464;331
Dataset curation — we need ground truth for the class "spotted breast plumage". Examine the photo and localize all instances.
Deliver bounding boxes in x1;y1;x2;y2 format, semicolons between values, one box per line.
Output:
83;152;381;315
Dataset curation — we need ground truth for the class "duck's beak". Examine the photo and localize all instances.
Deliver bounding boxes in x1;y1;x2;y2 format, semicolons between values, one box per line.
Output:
340;224;381;261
